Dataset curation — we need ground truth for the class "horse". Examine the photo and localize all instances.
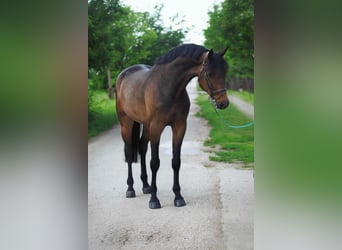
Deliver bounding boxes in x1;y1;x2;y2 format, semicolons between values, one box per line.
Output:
115;43;229;209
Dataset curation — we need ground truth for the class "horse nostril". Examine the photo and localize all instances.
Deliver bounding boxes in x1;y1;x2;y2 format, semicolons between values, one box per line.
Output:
218;101;228;109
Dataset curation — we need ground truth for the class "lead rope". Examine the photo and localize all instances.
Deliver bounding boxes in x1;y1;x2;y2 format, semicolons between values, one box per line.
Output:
209;97;255;129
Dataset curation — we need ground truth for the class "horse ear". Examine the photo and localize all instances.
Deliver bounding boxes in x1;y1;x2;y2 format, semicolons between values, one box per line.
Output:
208;49;214;59
218;47;228;56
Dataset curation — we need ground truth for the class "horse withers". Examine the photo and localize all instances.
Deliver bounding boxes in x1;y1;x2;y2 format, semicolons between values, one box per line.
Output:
115;44;229;209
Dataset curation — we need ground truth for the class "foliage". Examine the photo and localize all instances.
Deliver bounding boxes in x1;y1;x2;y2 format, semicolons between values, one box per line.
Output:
88;0;187;90
88;79;96;111
88;0;126;73
88;90;118;139
204;0;254;79
123;5;187;67
196;93;254;165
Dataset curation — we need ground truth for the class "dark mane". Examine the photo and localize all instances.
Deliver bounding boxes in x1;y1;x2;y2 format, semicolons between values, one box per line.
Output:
155;44;208;65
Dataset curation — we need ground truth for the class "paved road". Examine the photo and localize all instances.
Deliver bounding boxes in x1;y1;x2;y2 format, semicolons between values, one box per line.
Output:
88;80;254;249
229;95;254;119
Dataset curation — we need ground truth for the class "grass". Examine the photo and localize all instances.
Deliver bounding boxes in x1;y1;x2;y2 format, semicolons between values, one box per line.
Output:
196;93;254;167
88;90;118;139
229;90;254;104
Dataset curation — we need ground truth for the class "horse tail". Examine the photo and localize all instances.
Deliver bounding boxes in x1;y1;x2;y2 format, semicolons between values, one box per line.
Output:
131;121;141;163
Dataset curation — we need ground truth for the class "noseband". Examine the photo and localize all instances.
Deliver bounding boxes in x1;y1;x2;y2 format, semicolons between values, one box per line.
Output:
200;61;227;100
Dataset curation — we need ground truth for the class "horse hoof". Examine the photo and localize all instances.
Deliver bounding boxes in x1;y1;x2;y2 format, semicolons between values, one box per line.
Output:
149;200;161;209
174;198;186;207
142;186;152;194
126;190;136;198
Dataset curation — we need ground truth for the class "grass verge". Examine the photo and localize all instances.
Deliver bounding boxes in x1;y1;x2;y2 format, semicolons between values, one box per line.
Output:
196;93;254;167
229;90;254;104
88;90;118;139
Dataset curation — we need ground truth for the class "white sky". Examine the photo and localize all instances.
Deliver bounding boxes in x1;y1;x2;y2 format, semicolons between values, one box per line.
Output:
121;0;223;44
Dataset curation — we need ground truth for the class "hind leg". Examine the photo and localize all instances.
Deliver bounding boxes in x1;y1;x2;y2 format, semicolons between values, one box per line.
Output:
139;126;151;194
120;117;136;198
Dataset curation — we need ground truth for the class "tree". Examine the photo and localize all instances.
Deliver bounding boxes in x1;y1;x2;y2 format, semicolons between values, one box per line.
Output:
122;5;187;67
204;0;254;79
88;0;127;98
88;1;187;98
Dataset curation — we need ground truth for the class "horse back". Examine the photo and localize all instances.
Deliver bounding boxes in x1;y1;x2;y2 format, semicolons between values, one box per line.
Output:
116;64;151;92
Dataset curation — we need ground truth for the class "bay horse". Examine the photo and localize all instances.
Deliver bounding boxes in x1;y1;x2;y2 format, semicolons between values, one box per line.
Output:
115;44;229;209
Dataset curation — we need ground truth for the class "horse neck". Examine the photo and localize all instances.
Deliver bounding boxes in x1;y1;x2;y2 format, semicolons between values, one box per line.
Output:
159;58;201;99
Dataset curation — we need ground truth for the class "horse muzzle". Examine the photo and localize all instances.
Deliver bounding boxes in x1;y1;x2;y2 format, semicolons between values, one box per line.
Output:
216;100;229;109
208;87;229;109
210;97;229;109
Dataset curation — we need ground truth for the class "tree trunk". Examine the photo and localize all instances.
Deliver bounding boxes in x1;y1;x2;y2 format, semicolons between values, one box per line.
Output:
107;66;114;99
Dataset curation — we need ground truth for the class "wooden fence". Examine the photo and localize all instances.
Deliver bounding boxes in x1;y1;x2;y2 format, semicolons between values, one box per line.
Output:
227;78;254;93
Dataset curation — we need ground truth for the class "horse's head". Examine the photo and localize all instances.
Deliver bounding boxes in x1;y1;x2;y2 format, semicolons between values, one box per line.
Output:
198;48;229;109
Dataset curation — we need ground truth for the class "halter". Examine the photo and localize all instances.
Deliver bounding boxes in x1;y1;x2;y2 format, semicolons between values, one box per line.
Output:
200;60;227;100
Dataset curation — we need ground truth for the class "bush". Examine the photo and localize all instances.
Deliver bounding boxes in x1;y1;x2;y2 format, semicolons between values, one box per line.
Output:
88;90;118;139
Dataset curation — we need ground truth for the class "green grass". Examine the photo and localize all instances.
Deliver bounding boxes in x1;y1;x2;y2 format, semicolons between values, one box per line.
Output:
196;93;254;167
88;90;118;139
229;90;254;104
